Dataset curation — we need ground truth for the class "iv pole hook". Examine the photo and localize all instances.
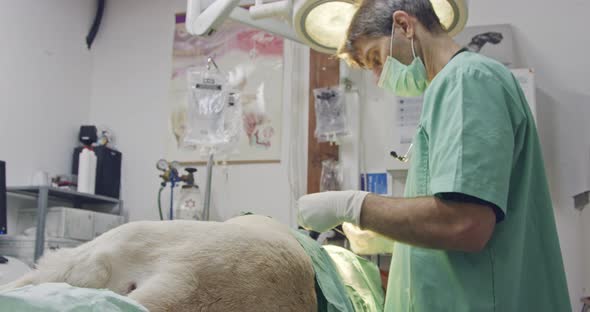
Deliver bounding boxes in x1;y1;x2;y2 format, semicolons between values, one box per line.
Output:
207;56;219;71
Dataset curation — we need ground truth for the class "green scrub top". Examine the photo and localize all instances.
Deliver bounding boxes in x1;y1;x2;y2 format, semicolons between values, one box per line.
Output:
384;52;571;311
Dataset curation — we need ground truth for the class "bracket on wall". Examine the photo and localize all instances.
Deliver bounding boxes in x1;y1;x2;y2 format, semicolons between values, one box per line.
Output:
574;191;590;212
86;0;106;49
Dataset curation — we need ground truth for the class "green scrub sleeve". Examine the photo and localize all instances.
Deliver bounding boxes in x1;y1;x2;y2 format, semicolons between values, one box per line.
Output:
426;69;519;217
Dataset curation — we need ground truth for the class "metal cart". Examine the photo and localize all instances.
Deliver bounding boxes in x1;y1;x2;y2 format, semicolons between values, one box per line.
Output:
6;186;124;262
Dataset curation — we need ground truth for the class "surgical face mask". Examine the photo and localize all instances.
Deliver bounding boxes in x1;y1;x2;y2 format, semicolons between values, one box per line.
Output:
377;26;429;97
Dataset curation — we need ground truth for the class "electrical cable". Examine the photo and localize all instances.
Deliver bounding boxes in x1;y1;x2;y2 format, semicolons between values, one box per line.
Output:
86;0;105;49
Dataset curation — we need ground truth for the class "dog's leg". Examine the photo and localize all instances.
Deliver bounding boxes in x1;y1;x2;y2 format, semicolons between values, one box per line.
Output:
127;273;188;312
0;272;36;292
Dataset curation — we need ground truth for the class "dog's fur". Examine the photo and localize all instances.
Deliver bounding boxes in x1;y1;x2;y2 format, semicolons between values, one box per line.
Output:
0;215;317;312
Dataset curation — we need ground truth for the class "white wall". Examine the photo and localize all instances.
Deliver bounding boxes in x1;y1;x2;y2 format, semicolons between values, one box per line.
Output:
471;2;590;310
2;0;587;307
0;0;93;185
87;0;306;225
352;0;590;309
0;0;94;233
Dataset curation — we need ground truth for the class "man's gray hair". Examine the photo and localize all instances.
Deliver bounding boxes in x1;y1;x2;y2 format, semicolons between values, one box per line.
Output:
339;0;443;67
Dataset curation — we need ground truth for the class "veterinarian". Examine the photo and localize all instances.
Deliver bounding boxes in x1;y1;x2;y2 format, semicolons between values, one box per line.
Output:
297;0;571;311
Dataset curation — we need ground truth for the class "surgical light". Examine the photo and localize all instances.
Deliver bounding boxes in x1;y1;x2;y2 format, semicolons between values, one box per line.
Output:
293;0;357;54
187;0;469;54
431;0;469;37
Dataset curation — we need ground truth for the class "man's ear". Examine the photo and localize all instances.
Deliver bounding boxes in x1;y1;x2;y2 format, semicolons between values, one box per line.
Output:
393;11;415;39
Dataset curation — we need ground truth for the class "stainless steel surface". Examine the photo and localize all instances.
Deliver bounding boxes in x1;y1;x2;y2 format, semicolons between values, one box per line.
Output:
8;186;120;204
203;153;214;221
33;186;48;261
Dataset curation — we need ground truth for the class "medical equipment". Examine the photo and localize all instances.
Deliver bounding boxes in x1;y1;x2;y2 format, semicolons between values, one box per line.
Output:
430;0;469;37
183;57;242;221
184;57;243;155
0;161;6;235
320;159;342;192
314;87;349;143
156;160;204;221
174;168;204;221
390;143;413;163
298;190;369;233
210;91;243;157
378;30;429;97
184;62;229;147
186;0;469;54
156;160;181;220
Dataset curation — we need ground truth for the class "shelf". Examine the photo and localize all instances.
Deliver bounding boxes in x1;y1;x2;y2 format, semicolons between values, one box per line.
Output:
6;186;124;262
7;186;121;206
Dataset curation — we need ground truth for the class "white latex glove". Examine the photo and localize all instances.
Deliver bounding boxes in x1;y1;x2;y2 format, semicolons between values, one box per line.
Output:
297;191;370;233
342;222;394;255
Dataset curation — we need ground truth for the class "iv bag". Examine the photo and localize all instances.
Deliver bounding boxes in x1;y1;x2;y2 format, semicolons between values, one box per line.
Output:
184;67;229;146
314;87;349;142
205;91;243;158
320;159;343;192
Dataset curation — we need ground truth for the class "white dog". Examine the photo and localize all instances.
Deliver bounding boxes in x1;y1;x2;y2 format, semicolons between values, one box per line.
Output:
1;215;317;312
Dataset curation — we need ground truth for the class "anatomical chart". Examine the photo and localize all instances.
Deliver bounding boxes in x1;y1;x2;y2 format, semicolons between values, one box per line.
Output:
166;14;284;163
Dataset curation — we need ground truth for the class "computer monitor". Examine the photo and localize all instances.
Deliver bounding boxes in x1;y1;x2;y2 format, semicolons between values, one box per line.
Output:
0;161;6;235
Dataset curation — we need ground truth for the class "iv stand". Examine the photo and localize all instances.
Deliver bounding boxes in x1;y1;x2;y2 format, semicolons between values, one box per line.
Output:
203;152;213;221
202;56;219;221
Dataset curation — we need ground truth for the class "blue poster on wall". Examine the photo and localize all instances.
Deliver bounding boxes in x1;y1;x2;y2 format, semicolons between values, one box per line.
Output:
361;173;389;195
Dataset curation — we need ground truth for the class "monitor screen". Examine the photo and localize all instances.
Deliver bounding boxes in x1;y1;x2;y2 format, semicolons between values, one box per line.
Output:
0;161;6;235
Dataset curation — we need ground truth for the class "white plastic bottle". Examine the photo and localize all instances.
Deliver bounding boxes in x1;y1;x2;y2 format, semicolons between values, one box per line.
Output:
77;147;97;194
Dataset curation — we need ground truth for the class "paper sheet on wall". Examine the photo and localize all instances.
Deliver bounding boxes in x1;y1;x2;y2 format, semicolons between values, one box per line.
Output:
397;97;423;144
166;14;284;163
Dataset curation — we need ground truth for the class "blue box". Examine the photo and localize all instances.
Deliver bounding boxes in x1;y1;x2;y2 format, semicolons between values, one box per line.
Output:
361;173;389;195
